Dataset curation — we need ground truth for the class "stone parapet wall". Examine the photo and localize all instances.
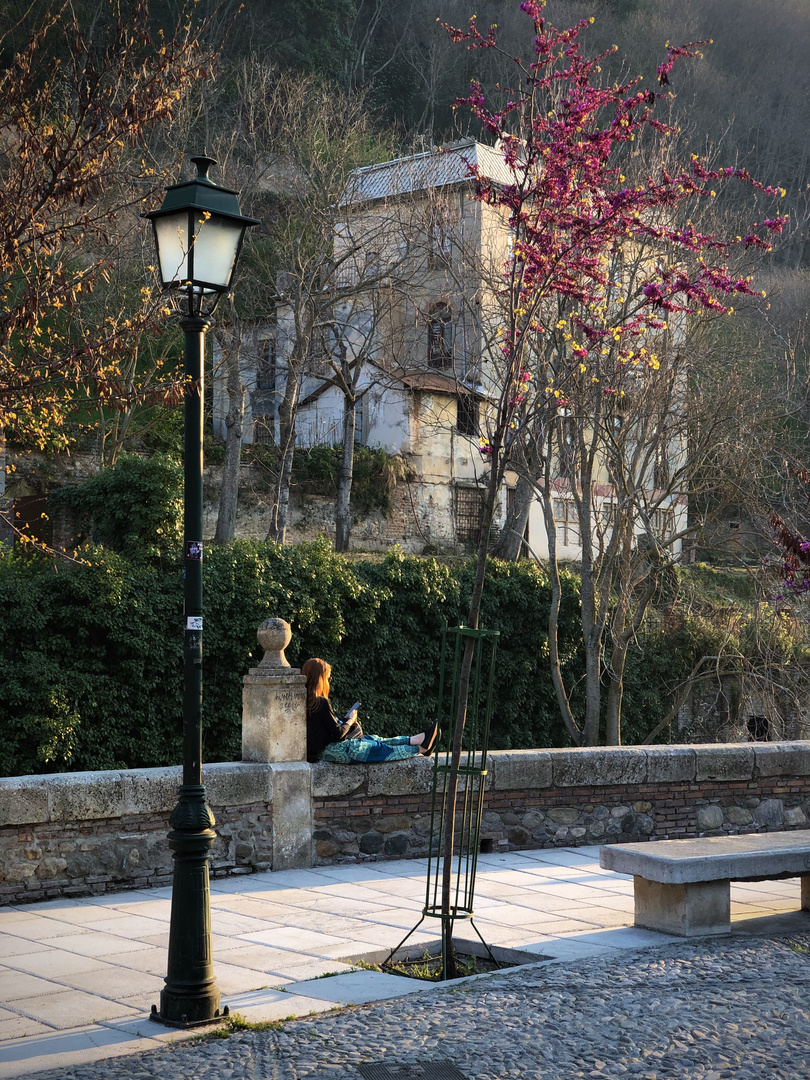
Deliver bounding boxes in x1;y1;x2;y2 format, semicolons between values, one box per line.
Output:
311;743;810;863
2;742;810;903
0;763;274;905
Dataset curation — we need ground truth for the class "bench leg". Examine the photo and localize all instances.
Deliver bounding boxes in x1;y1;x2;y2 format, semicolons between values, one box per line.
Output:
801;876;810;912
634;877;731;936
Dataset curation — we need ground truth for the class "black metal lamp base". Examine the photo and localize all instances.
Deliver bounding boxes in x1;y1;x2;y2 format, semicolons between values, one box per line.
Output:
150;1003;230;1029
154;796;221;1028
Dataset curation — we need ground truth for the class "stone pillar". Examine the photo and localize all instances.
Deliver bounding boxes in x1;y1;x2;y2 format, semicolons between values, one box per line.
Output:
243;618;306;763
241;618;311;869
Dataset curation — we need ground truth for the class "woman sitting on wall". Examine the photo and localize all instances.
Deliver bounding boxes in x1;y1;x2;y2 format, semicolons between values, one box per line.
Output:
302;657;439;765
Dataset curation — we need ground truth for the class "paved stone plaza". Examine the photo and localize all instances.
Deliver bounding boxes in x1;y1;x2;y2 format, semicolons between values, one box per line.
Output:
0;846;808;1079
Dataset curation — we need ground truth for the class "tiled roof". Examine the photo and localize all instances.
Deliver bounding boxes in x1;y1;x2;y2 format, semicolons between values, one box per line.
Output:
341;140;516;205
394;370;485;396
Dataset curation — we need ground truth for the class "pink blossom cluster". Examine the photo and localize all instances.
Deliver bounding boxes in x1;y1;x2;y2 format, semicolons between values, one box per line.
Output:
771;512;810;600
441;1;787;453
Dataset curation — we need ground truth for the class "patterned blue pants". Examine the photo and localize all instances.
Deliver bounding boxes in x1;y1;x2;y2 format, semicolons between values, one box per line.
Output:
319;734;420;764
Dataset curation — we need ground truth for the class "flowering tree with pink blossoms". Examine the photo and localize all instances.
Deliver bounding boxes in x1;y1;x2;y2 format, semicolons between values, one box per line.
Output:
432;0;786;972
441;0;786;736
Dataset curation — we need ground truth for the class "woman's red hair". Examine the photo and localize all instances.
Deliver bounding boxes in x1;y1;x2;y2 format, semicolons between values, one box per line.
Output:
302;657;331;714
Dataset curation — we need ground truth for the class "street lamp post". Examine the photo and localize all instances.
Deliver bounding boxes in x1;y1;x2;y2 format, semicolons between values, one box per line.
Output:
145;155;258;1027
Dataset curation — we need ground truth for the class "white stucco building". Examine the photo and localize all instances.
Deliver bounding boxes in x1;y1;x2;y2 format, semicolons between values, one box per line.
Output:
213;139;686;559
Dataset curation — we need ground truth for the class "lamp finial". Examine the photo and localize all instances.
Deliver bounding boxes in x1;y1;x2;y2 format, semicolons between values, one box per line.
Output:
191;154;217;183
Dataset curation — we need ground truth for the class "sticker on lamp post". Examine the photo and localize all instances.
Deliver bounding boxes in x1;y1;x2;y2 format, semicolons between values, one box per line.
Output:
186;616;202;655
186;541;203;561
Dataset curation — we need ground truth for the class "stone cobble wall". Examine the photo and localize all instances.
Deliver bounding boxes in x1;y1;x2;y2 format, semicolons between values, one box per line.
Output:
313;792;435;860
283;485;459;554
3;743;810;902
481;779;810;849
3;805;273;903
0;764;274;905
310;743;810;864
206;487;430;555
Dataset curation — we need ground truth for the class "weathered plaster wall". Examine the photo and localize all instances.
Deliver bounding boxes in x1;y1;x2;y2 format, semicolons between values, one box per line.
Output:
2;743;809;904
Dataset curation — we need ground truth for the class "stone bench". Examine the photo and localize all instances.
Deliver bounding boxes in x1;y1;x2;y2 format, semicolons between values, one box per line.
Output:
599;832;810;936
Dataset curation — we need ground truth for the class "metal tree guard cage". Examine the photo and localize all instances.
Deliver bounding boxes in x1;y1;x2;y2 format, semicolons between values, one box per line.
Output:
386;624;499;978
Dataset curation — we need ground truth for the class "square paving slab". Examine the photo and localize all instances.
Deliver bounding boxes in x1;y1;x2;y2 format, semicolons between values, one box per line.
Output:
285;969;432;1004
8;989;141;1029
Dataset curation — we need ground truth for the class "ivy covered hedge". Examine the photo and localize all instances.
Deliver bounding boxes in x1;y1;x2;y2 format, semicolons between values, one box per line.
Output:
0;537;588;776
4;534;802;776
2;455;803;776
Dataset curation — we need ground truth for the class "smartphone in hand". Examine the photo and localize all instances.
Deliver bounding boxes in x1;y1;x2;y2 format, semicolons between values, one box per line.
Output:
345;701;361;719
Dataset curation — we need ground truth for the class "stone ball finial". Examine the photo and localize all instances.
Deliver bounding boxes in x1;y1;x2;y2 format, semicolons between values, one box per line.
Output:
256;618;292;669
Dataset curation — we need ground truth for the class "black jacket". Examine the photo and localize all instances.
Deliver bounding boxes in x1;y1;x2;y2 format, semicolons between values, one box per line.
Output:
306;696;344;763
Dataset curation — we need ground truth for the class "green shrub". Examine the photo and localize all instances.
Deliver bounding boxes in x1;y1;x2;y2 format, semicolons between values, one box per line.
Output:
51;453;182;558
349;447;408;515
0;546;184;774
201;539;387;761
242;443;407;515
4;535;788;777
0;540;585;776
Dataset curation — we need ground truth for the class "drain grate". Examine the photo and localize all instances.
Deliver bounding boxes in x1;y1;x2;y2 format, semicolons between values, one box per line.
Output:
357;1063;469;1080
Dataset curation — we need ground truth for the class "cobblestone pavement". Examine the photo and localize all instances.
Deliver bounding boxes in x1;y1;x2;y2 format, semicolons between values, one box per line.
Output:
30;929;810;1080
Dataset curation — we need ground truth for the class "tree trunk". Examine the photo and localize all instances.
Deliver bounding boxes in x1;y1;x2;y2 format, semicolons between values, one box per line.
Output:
573;455;603;747
334;394;356;552
266;358;300;544
605;558;661;744
105;412;131;468
541;483;584;747
491;472;532;560
580;571;603;747
214;344;245;545
270;438;294;544
604;610;627;746
604;548;633;745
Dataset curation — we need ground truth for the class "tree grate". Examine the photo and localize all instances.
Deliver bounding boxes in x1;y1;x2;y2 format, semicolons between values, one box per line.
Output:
357;1062;470;1080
